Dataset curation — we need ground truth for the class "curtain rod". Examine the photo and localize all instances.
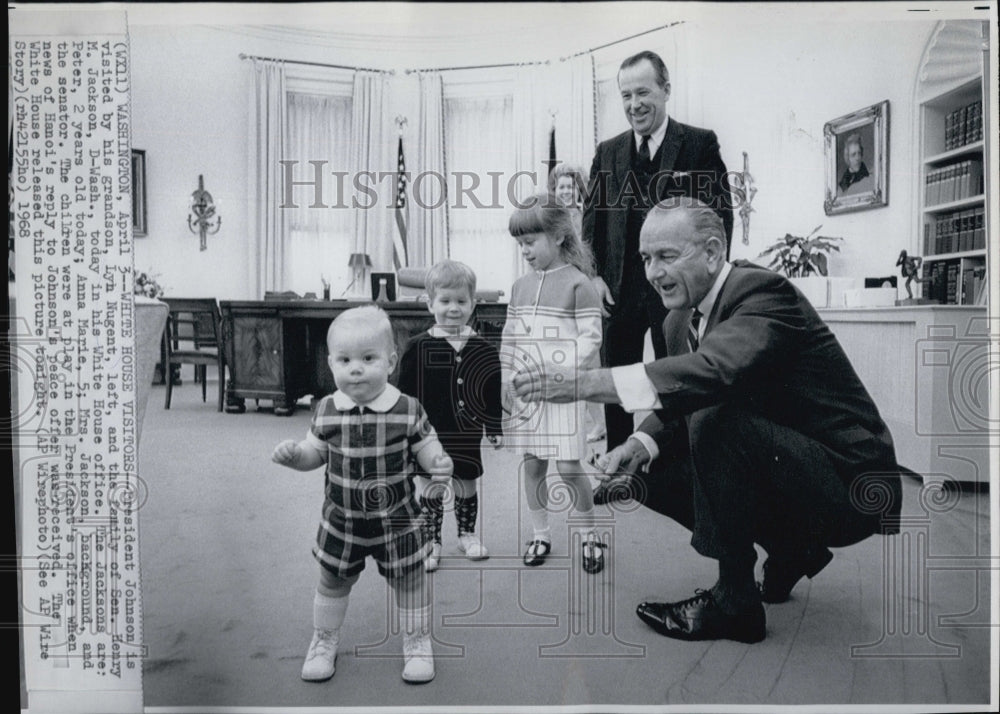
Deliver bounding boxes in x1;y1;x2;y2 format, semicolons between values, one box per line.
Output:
560;20;685;61
238;53;394;75
406;20;685;73
240;20;684;76
406;59;550;74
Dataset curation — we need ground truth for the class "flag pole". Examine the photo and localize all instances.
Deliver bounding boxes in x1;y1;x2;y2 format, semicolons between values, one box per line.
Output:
547;109;558;177
393;116;409;270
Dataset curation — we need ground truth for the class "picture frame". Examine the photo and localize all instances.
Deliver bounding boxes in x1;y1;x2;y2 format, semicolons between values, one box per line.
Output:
132;149;148;236
823;100;889;215
370;272;397;302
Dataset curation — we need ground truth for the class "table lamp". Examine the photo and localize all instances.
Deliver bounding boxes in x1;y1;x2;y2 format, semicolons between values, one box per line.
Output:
347;253;372;298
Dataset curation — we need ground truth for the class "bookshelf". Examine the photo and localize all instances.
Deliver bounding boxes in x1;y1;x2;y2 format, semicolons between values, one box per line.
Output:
917;22;988;306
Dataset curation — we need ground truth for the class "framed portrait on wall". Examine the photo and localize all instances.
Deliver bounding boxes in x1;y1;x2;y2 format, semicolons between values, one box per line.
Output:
132;149;148;236
823;100;889;215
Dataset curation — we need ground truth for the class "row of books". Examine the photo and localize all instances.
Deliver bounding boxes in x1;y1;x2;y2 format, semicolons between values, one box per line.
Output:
944;100;983;151
921;260;987;305
924;207;987;255
924;159;983;206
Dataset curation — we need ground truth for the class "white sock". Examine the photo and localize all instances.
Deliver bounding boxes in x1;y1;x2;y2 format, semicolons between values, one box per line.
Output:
574;507;596;535
399;603;430;636
314;591;349;633
529;508;550;542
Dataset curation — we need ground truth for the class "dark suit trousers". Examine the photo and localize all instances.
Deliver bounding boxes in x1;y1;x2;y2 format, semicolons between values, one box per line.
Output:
634;404;888;565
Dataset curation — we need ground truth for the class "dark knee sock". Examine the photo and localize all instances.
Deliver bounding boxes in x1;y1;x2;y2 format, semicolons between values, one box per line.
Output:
420;493;444;544
711;553;759;614
455;493;478;536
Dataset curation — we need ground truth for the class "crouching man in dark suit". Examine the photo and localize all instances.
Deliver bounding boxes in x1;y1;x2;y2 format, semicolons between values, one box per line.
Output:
513;196;902;643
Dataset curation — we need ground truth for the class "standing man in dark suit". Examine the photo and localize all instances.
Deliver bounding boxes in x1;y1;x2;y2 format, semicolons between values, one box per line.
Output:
514;198;902;643
583;50;734;460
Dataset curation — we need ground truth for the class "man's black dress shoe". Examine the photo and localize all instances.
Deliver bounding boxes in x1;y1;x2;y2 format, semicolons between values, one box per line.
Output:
592;476;635;505
758;547;833;603
636;590;766;643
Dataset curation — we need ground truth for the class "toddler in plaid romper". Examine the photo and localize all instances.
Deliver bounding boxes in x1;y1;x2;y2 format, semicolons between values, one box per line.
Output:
272;305;453;684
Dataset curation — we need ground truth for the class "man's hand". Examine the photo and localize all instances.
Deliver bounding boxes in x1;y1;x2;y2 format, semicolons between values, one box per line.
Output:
593;437;650;482
512;363;580;403
592;276;614;318
272;439;301;466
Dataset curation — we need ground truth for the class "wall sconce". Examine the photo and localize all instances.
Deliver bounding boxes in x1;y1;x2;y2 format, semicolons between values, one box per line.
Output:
346;252;372;298
188;174;221;251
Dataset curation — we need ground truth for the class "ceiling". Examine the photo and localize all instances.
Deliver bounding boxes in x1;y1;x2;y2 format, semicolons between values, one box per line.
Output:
122;2;689;67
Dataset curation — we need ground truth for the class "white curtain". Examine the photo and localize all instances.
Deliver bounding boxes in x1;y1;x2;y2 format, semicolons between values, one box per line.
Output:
564;54;597;170
512;64;548;201
350;71;392;270
411;72;447;268
247;59;287;296
284;92;354;297
444;95;517;292
595;74;630;141
510;64;549;284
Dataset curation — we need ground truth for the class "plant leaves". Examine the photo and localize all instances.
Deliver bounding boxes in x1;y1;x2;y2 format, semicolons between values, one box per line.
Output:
813;253;828;276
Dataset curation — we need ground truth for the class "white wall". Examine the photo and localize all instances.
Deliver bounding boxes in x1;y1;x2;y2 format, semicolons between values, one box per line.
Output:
129;14;941;300
130;25;253;299
684;18;936;291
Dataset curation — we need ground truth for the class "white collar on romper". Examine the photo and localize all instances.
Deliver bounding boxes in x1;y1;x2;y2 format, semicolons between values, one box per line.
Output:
332;383;401;413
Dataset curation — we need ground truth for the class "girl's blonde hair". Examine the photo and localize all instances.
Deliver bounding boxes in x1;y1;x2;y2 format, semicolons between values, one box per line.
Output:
508;193;594;277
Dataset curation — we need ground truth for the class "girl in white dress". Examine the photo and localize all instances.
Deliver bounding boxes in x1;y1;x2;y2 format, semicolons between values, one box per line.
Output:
502;194;606;574
550;163;606;444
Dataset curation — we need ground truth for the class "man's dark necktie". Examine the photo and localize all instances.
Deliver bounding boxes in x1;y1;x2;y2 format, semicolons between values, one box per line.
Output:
638;135;651;163
688;309;702;353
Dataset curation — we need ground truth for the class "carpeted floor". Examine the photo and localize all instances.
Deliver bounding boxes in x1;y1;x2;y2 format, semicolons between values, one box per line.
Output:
137;375;993;709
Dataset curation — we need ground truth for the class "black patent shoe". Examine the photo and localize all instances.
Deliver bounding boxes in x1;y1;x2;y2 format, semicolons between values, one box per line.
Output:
636;589;766;643
523;539;551;566
758;547;833;603
581;539;606;574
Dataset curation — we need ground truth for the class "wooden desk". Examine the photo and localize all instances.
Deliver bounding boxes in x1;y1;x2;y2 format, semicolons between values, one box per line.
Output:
818;306;992;483
219;300;508;415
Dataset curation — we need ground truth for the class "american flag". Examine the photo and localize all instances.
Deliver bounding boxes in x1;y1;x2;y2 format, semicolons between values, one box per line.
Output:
393;136;408;270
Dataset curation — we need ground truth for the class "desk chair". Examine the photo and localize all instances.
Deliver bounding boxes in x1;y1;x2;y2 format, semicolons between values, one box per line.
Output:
162;298;226;411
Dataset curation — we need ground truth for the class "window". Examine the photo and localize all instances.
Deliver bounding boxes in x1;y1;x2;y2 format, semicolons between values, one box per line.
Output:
444;95;517;291
284;91;354;297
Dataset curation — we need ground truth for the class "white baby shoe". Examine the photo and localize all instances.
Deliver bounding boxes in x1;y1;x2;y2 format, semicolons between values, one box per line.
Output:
301;629;338;681
458;533;488;560
401;631;435;683
425;542;442;572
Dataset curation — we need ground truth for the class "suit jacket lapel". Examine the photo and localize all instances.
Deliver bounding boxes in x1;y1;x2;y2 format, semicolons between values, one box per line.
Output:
659;119;684;174
702;265;742;339
614;131;632;185
663;309;691;356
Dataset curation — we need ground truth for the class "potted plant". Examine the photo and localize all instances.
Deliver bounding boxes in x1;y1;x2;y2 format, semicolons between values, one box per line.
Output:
134;269;166;299
758;226;843;307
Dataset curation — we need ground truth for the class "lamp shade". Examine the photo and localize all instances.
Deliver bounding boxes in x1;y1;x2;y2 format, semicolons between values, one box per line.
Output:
348;253;372;269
